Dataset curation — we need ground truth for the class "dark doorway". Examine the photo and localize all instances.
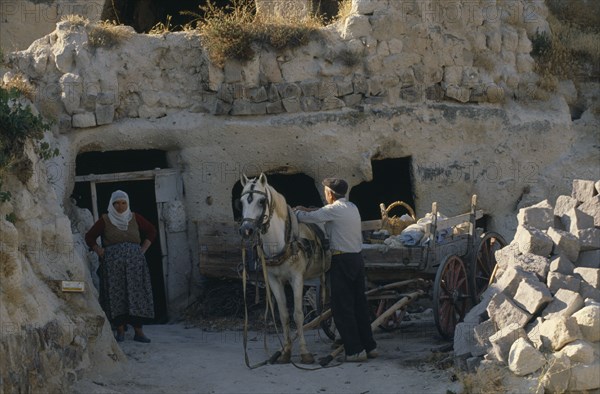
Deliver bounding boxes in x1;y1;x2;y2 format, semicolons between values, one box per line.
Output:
349;157;415;221
101;0;236;33
231;173;323;221
75;149;168;176
72;150;169;323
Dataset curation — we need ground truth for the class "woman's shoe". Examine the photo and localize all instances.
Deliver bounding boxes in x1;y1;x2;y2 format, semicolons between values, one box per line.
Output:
133;334;151;343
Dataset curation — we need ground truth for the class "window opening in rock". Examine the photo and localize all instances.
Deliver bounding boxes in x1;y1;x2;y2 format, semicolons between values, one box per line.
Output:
72;149;169;323
231;172;323;221
101;0;340;33
349;157;415;221
101;0;235;33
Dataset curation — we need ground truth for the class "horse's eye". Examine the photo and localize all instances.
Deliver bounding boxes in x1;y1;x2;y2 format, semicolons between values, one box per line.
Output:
258;198;266;207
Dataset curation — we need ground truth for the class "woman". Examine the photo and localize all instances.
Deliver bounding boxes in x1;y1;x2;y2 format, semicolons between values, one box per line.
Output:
85;190;157;343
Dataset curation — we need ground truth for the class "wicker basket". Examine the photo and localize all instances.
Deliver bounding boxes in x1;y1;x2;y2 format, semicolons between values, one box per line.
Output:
379;201;416;235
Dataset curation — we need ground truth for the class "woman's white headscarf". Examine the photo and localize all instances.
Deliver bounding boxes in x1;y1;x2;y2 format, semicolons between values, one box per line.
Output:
107;190;133;231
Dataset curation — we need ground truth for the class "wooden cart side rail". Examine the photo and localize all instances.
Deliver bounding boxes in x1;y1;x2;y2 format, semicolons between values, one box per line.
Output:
420;209;483;234
361;211;483;234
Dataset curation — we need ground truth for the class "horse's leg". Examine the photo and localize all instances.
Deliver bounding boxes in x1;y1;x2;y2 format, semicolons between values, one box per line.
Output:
268;276;292;363
291;273;315;364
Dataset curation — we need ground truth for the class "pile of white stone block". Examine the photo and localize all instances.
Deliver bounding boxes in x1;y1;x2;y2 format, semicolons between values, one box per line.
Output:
454;179;600;393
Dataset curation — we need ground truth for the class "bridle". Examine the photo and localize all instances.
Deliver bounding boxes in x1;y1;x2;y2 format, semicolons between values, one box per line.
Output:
240;186;275;235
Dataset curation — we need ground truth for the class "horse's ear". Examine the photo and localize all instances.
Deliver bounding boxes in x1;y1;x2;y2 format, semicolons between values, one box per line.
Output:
258;172;267;186
241;174;249;186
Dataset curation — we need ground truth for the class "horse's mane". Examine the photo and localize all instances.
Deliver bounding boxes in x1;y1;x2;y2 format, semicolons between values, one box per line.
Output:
267;184;288;220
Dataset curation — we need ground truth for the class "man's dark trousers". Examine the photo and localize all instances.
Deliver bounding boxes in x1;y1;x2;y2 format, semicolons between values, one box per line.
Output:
330;253;377;356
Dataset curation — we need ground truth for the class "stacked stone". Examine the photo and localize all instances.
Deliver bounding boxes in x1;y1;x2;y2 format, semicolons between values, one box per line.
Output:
454;179;600;393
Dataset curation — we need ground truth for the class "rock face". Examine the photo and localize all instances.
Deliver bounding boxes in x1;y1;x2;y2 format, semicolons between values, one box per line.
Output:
0;145;123;393
454;179;600;392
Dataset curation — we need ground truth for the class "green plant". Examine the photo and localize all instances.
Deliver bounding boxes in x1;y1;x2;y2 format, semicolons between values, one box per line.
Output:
0;86;54;194
5;212;16;223
336;48;363;67
192;0;323;67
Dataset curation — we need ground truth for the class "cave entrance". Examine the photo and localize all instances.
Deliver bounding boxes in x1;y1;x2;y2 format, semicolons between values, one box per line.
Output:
349;157;415;221
231;172;324;221
72;149;177;324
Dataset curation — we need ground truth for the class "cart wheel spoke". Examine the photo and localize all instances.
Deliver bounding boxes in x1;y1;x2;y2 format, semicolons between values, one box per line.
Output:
471;232;507;303
433;254;470;339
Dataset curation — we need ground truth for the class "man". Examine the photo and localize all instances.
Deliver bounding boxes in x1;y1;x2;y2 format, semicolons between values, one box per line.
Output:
294;178;377;362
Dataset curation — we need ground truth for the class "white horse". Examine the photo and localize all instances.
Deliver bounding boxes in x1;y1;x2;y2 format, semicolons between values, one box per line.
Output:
238;173;330;364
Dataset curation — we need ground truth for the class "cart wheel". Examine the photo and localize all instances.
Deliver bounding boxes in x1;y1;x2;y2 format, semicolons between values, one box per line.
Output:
369;294;405;331
471;232;507;303
433;254;470;340
317;283;337;341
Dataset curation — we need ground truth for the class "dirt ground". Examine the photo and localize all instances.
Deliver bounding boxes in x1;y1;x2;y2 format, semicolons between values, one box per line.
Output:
72;309;464;394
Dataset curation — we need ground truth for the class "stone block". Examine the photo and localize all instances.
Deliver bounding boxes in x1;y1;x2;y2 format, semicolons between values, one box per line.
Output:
549;254;575;275
542;288;584;320
571;304;600;342
72;112;96;128
540;353;571;394
513;253;550;282
596;180;600;194
526;317;544;349
230;100;266;116
568;362;600;392
466;356;482;373
473;320;496;353
514;226;553;258
547;272;581;294
554;195;579;219
214;100;232;115
342;93;363;107
453;322;478;357
547;227;580;262
445;84;470;103
562;207;595;233
487;293;532;330
495;265;537;298
557;339;596;364
517;200;553;230
278;83;301;99
576;228;600;251
578;196;600;227
539;316;582;351
95;104;114;125
281;97;301;113
300;97;321;112
513;277;553;314
489;322;526;364
508;337;546;376
580;282;600;303
574;267;600;288
266;100;284;114
576;249;600;268
494;242;520;272
572;179;597;203
321;97;345;110
340;15;372;40
463;285;498;323
336;80;354;96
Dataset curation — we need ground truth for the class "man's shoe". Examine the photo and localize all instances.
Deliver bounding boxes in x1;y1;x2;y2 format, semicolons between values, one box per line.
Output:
133;334;151;343
345;350;367;362
115;332;125;342
367;348;379;359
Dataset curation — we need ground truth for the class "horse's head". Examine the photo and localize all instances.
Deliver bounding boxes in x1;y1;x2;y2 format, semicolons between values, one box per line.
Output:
238;173;272;239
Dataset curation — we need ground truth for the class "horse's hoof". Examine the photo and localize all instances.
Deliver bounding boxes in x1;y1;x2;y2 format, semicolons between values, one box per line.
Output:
300;353;315;364
278;352;291;364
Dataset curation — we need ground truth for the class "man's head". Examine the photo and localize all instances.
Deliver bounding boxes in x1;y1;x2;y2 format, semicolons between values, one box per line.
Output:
322;178;348;203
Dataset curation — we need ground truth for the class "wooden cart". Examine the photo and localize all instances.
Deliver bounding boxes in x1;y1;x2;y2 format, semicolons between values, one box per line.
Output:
359;195;506;339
